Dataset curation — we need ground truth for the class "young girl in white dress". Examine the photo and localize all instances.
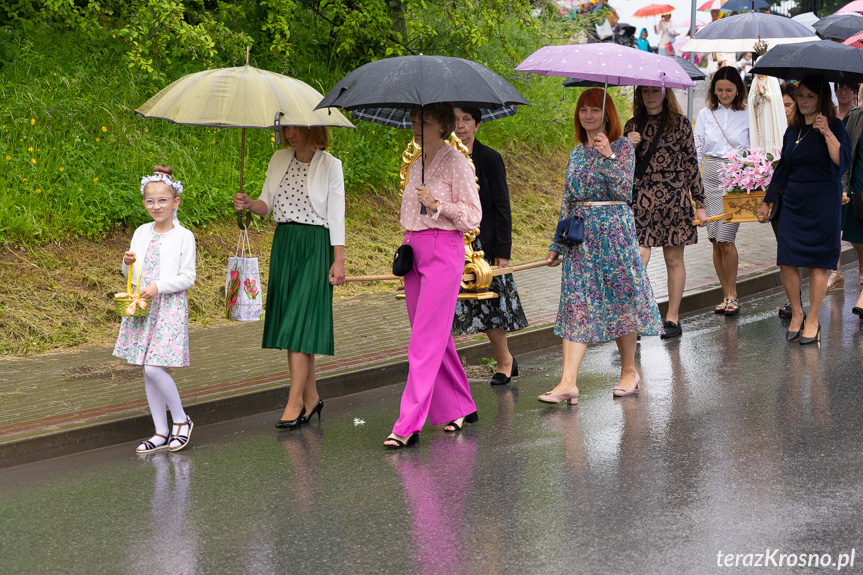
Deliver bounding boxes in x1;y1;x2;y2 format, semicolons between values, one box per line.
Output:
114;165;196;454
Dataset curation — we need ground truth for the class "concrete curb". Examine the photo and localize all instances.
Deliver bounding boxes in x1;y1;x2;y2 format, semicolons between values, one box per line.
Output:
2;247;856;469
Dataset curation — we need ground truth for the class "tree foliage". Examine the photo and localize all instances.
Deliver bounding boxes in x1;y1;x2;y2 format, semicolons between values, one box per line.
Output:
7;0;534;80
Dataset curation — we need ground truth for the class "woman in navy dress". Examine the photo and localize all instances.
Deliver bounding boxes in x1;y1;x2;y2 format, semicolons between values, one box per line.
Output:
757;75;851;345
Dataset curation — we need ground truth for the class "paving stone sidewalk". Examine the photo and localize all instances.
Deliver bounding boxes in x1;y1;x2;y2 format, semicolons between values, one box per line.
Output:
0;224;801;445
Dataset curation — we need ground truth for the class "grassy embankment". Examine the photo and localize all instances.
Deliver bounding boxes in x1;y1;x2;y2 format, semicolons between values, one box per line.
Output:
0;20;634;356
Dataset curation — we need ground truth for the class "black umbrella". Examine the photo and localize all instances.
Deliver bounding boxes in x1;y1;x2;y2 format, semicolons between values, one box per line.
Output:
683;12;818;53
749;39;863;83
562;55;704;88
719;0;769;12
317;54;529;212
813;13;863;41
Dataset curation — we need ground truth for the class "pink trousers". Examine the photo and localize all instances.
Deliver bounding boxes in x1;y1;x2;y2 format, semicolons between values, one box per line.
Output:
392;229;477;437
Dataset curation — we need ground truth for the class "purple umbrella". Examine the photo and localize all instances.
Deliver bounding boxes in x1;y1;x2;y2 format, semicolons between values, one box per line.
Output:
515;44;694;88
516;43;694;128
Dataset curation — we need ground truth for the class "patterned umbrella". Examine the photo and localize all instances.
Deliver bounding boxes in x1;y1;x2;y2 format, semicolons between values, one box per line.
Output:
843;30;863;48
516;44;694;89
350;105;519;129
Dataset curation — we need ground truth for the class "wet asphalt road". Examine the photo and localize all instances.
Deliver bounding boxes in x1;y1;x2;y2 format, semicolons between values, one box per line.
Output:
2;282;863;574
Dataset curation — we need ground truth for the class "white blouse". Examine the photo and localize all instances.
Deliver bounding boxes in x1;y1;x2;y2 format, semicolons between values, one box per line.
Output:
694;104;750;165
271;158;327;227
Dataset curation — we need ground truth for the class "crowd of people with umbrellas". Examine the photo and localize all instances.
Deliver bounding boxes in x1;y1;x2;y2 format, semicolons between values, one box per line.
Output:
120;8;863;453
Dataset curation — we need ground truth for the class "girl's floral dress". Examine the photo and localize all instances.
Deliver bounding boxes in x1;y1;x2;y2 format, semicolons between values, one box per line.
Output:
113;231;190;366
550;138;662;343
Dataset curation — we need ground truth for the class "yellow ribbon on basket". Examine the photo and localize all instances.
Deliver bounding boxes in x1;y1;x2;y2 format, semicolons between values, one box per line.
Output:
114;258;148;315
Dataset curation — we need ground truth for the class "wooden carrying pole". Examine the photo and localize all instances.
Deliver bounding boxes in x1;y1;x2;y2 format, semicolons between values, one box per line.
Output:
344;259;550;283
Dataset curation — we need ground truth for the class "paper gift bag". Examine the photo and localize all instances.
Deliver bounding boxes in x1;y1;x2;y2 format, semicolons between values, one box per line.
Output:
225;229;263;321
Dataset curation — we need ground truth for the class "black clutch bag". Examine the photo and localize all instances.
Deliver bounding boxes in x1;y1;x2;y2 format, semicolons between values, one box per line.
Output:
392;244;414;276
554;215;585;246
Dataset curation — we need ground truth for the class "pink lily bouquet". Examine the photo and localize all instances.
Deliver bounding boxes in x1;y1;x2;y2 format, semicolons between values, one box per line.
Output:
718;147;781;196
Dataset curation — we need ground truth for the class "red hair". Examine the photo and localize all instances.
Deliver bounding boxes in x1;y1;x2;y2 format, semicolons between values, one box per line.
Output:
573;88;622;145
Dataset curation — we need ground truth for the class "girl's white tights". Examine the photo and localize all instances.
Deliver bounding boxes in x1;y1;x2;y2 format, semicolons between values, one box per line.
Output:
143;365;188;436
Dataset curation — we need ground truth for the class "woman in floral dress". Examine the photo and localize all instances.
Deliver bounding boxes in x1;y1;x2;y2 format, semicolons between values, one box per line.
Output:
542;88;661;404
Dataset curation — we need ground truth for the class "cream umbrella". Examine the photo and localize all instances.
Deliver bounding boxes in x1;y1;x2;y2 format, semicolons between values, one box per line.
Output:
135;52;354;224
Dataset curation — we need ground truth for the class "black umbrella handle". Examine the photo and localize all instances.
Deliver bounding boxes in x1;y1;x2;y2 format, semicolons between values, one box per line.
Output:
420;105;427;215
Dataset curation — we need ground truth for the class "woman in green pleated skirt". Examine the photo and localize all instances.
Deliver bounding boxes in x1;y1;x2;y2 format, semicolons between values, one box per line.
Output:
262;223;335;355
233;123;346;429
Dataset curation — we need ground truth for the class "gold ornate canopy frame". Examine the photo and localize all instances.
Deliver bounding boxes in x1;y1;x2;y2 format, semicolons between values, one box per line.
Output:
343;134;550;294
398;134;494;300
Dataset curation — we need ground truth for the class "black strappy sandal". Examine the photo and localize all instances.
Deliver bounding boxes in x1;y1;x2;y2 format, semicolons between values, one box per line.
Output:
444;411;479;433
136;433;169;454
383;432;420;449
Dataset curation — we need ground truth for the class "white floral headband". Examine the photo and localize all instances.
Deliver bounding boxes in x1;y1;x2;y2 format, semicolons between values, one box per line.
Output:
140;171;184;196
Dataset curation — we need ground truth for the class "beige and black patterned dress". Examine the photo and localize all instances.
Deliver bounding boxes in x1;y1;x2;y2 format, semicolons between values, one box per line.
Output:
623;114;705;247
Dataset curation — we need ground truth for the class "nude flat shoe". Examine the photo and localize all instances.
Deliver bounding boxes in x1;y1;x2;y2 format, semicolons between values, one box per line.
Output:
613;373;641;397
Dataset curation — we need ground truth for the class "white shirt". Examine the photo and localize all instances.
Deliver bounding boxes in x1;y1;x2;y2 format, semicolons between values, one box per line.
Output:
694;104;750;165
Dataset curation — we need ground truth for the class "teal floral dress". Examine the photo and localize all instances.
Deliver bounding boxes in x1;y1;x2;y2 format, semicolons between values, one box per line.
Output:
550;138;661;343
113;231;191;366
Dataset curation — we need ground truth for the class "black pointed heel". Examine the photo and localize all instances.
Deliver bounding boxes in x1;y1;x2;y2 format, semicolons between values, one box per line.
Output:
853;306;863;318
300;399;324;424
276;405;306;429
786;313;806;342
800;322;821;346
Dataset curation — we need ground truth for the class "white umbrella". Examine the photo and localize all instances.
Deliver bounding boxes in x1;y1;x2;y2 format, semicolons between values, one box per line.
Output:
790;12;819;32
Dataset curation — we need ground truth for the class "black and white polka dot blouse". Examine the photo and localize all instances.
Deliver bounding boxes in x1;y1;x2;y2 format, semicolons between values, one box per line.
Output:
272;158;328;228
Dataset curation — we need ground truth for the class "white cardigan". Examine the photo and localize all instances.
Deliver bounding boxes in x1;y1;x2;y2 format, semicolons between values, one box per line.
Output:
259;148;346;246
122;222;196;295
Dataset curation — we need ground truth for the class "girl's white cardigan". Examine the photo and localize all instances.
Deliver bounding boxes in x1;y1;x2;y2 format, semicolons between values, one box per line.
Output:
122;222;196;295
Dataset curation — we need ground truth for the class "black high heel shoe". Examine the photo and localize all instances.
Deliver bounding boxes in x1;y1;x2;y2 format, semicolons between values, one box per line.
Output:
786;313;806;342
444;411;479;432
276;405;306;429
800;322;821;346
853;306;863;318
300;399;324;424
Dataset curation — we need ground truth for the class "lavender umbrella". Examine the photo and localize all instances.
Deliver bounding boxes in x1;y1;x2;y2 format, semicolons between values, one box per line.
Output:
516;43;694;126
515;44;695;89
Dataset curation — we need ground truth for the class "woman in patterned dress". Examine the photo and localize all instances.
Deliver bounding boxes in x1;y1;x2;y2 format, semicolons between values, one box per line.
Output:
541;88;662;404
233;122;346;429
451;106;528;384
114;165;196;453
624;86;707;339
694;66;749;316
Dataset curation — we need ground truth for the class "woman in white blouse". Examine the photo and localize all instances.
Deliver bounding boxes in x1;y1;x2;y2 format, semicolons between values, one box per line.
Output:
695;66;750;316
233;122;346;429
384;102;483;449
